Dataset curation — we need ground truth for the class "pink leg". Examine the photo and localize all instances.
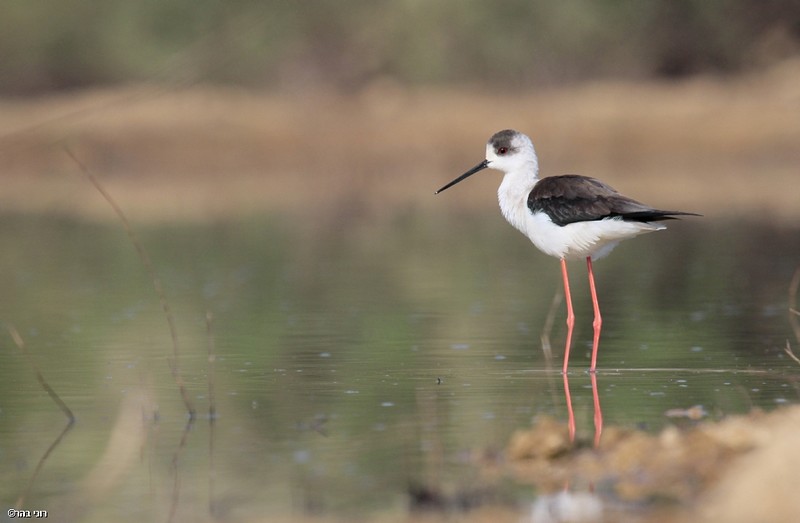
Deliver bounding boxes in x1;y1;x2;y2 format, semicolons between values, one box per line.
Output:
586;257;602;372
560;258;575;374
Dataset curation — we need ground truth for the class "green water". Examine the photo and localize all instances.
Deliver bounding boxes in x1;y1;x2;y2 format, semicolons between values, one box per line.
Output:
0;210;797;521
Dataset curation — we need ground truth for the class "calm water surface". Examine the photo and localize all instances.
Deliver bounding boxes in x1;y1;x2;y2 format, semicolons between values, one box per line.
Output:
0;210;798;521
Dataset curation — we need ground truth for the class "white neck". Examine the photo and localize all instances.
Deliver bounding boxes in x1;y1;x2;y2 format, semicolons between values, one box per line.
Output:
497;160;539;235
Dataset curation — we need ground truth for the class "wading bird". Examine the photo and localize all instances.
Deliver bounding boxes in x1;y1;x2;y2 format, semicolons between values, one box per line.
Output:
435;129;699;373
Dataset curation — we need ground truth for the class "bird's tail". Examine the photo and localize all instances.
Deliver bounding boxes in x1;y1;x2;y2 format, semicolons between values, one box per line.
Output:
622;210;702;222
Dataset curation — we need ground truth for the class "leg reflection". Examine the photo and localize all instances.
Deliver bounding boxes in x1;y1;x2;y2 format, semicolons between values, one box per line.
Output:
561;372;602;448
562;373;576;443
591;372;603;448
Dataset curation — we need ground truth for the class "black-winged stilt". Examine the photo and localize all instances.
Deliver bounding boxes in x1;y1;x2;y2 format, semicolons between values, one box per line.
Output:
435;129;699;373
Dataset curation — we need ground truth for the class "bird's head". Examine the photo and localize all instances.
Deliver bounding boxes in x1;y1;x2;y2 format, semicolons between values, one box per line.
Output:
435;129;538;194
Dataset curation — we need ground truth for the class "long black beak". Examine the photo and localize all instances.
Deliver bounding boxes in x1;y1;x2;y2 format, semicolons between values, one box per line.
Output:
434;160;490;194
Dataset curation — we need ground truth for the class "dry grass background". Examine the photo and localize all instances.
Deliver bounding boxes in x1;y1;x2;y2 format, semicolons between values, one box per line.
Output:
0;59;798;222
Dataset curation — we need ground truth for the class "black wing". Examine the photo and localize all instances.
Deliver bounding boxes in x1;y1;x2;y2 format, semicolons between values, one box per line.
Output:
528;175;699;227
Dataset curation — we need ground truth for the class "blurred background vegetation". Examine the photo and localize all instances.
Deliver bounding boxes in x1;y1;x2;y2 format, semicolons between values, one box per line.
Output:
2;0;799;95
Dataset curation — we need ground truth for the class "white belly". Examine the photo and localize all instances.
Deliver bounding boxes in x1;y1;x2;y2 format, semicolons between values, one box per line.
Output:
520;212;666;260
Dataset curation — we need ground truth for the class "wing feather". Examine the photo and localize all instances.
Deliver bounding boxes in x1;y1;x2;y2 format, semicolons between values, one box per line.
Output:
528;175;698;226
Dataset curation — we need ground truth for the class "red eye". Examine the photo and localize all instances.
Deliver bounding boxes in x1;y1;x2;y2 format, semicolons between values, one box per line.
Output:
497;147;508;155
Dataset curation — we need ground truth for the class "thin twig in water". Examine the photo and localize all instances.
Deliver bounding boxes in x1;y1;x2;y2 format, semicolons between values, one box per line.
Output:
64;148;196;418
540;288;563;365
789;267;800;345
206;312;217;422
167;417;195;523
784;340;800;366
6;324;75;509
6;325;75;422
206;311;217;517
541;289;563;409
